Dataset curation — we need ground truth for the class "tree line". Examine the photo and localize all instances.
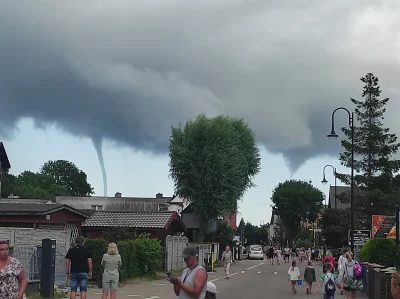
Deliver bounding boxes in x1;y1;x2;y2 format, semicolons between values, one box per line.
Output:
1;160;93;200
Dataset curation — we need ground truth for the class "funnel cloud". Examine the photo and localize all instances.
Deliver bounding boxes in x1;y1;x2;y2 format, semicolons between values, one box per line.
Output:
92;137;107;197
0;1;399;175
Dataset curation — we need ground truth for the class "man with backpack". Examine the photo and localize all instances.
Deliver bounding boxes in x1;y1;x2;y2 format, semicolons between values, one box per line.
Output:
314;263;338;299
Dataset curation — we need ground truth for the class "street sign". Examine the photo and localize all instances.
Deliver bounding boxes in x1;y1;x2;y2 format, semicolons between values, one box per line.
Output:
348;230;371;246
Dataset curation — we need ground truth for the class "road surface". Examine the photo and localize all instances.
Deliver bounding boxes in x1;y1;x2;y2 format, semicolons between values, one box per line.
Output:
86;259;368;298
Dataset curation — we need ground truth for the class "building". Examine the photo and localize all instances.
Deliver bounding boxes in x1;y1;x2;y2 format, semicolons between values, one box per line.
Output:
269;212;281;242
81;210;186;243
328;186;351;209
0;142;11;198
56;192;169;212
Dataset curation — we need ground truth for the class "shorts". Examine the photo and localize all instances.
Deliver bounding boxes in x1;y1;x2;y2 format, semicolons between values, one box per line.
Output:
102;274;119;291
70;272;88;292
323;294;334;299
285;254;290;258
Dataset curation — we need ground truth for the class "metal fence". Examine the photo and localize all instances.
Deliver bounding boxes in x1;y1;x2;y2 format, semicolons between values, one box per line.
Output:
11;246;41;282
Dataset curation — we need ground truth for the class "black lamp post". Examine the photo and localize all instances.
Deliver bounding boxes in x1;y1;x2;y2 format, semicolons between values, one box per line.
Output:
321;164;337;209
327;107;355;253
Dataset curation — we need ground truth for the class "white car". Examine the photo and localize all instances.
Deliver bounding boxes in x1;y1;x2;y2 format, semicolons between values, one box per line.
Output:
248;245;264;260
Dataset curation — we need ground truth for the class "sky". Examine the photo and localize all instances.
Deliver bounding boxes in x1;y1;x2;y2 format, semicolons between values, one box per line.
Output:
1;1;399;225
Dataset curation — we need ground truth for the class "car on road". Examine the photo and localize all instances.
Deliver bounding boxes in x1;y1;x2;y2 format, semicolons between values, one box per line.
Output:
248;245;264;260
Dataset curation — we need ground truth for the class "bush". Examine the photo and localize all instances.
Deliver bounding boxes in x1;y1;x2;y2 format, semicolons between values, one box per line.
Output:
360;238;396;267
85;238;108;282
85;235;162;281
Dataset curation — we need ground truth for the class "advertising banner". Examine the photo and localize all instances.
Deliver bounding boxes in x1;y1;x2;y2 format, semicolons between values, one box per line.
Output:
372;215;396;239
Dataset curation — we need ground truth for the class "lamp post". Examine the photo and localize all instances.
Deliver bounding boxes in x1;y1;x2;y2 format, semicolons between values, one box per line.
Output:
321;164;337;208
327;107;355;253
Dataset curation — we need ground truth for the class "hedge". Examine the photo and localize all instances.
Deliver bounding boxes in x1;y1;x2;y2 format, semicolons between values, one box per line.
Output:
360;238;398;267
85;235;162;281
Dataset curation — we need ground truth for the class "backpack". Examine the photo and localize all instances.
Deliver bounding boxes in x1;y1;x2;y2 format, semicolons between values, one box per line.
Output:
324;273;336;295
353;262;362;278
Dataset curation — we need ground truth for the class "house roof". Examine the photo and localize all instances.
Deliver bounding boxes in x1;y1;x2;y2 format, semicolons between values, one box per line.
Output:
328;186;352;209
0;142;11;170
82;211;186;230
0;203;90;217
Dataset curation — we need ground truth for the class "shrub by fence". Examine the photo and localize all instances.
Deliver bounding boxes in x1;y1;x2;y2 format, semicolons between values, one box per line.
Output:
85;235;162;281
360;238;397;267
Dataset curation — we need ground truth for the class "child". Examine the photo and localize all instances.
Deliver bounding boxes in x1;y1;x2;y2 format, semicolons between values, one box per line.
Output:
314;262;338;299
288;260;301;294
304;260;316;294
206;282;218;299
276;247;282;265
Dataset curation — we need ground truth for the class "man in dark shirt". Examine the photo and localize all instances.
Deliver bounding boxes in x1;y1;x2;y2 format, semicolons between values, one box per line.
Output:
65;236;92;299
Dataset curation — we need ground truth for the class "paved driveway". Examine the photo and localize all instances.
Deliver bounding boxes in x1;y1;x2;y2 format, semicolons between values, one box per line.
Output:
86;259;368;299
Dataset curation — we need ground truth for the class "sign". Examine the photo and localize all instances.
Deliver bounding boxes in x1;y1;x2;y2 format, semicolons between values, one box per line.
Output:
348;230;371;246
372;215;396;239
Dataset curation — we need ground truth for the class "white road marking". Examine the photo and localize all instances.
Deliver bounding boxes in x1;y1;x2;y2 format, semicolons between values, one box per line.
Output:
128;295;143;297
246;262;265;270
210;272;239;282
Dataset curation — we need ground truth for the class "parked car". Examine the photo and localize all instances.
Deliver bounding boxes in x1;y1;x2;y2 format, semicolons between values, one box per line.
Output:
248;245;264;260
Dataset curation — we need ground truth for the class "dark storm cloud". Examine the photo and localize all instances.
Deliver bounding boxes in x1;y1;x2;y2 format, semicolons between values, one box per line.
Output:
1;0;399;173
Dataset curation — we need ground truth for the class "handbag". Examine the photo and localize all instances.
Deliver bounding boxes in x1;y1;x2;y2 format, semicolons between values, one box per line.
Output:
344;263;363;292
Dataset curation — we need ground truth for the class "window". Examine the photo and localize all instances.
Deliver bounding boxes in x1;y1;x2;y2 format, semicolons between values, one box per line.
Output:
91;205;103;211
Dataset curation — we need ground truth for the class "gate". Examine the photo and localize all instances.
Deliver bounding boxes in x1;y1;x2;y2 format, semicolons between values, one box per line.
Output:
164;235;188;271
11;246;40;281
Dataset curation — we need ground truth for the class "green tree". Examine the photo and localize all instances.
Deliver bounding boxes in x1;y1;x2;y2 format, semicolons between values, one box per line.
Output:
40;160;94;196
1;172;16;198
169;115;261;241
336;73;400;223
319;209;349;247
271;180;324;241
205;220;235;258
13;171;67;200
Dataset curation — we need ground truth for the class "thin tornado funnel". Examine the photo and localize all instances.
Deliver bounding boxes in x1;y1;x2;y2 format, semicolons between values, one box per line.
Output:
92;137;108;197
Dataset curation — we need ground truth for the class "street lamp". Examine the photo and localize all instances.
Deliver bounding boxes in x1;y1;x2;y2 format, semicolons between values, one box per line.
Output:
327;107;355;253
321;165;337;208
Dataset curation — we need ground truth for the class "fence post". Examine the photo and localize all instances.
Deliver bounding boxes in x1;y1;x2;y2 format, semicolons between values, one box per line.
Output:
36;245;42;280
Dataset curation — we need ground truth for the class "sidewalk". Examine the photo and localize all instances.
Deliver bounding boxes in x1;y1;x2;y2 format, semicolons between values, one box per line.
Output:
86;259;260;299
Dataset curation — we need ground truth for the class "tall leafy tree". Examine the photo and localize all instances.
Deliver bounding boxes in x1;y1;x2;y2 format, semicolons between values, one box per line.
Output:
336;73;400;222
41;160;94;196
271;180;324;241
169;114;261;241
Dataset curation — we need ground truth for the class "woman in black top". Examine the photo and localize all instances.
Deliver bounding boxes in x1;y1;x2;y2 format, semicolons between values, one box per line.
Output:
304;260;316;295
268;247;274;265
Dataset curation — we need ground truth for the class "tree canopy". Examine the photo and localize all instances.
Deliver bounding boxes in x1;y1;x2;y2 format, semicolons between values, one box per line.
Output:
271;179;324;240
169;114;261;241
1;160;93;200
336;73;400;225
41;160;94;196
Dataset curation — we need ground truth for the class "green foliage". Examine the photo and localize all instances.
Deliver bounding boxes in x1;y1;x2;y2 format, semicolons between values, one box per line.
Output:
102;228;138;243
169;114;261;241
318;209;349;247
1;160;93;200
85;235;162;281
84;238;108;281
2;171;67;200
271;179;324;240
336;73;400;222
41;160;94;196
360;238;397;267
295;239;312;249
244;222;269;245
204;220;235;258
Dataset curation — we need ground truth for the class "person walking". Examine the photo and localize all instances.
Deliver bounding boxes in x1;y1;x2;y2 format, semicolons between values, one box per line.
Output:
314;262;338;299
303;260;316;295
340;252;357;299
288;260;301;294
283;246;290;263
338;249;348;295
101;242;122;299
220;246;232;279
65;236;93;299
0;240;27;299
205;282;218;299
170;246;208;299
268;246;274;265
276;247;282;265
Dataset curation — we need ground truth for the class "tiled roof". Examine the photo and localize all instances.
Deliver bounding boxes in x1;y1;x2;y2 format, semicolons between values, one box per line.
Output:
82;211;176;228
0;203;89;217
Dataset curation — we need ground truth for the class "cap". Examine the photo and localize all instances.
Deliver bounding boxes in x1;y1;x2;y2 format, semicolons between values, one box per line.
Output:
206;282;218;294
182;246;198;258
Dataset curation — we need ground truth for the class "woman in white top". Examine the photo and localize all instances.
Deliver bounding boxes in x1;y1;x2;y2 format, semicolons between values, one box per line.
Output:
288;260;301;294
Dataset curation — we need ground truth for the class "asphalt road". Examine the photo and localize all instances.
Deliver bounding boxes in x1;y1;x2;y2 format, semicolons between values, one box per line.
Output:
86;258;368;299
